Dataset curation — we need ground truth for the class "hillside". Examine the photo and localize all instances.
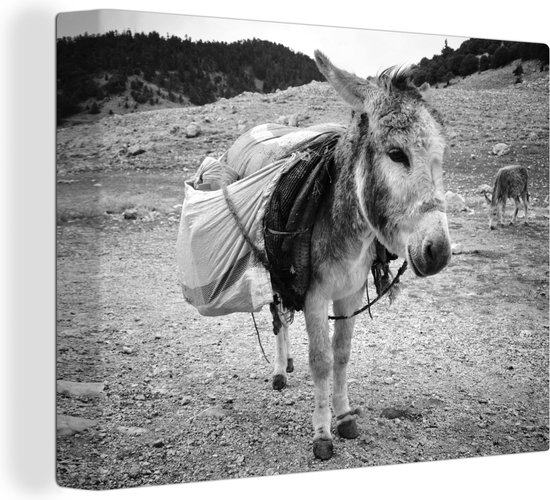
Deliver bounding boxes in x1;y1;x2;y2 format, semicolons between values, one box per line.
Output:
56;33;323;125
56;60;549;197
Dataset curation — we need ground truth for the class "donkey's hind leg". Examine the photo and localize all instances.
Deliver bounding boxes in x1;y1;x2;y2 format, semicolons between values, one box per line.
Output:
270;302;290;391
511;197;520;224
332;289;364;440
521;192;529;224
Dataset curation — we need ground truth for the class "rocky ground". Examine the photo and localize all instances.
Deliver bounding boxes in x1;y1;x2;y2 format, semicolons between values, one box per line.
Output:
56;60;549;489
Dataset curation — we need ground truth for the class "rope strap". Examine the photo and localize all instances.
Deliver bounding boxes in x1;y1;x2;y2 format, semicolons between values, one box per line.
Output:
336;407;363;421
328;260;408;321
222;184;270;269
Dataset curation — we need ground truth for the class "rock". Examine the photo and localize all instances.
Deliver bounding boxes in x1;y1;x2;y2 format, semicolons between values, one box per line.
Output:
127;465;140;479
492;143;510;156
127;145;146;157
152;440;165;448
196;406;230;419
287;114;300;127
57;414;98;436
445;191;467;212
117;426;149;436
121;345;134;354
57;380;104;399
123;209;138;220
451;243;463;255
380;408;409;420
185;123;201;138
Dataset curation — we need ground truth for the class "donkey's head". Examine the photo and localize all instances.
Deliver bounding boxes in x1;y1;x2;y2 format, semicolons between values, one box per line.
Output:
483;191;500;229
315;51;451;277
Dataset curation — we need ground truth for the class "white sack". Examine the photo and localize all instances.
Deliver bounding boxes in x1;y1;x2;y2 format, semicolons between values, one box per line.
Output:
176;159;289;316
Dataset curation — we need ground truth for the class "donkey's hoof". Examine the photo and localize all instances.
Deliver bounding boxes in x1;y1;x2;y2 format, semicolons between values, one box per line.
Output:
313;438;333;460
272;374;287;391
286;358;294;373
337;418;359;439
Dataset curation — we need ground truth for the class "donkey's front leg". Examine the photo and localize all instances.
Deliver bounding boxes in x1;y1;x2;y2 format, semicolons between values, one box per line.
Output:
332;289;364;440
304;290;333;460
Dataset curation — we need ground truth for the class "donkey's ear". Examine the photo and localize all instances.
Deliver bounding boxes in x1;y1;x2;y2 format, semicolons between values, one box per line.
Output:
314;50;369;111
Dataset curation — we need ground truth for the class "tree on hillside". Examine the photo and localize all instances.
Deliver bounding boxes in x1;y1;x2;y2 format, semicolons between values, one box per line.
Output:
459;54;479;76
448;54;465;75
493;45;512;68
441;39;454;58
479;54;490;72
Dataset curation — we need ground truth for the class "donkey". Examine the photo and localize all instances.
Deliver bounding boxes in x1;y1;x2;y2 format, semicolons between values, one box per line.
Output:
230;51;452;460
484;165;529;229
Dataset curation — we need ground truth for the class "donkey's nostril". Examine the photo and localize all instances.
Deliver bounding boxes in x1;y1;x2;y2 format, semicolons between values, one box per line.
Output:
421;237;450;275
424;240;434;263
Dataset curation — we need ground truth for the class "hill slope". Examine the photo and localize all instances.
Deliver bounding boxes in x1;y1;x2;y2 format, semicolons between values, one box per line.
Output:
56;33;323;124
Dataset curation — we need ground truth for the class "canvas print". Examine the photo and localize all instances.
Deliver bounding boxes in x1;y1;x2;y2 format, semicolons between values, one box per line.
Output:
56;9;549;489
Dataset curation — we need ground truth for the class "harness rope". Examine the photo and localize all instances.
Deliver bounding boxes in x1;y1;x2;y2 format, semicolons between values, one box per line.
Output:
251;260;408;365
251;312;270;364
329;260;408;321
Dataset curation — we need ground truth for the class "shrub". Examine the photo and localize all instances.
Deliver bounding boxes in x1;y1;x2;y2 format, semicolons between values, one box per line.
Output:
89;101;100;114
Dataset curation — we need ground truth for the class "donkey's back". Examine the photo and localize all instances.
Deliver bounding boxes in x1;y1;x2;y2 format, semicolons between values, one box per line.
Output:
493;165;529;201
487;165;529;229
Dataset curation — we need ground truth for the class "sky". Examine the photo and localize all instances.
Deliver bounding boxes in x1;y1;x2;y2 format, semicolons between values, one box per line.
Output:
56;9;469;78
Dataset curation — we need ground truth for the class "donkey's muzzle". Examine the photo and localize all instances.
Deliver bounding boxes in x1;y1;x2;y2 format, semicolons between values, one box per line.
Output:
407;212;451;277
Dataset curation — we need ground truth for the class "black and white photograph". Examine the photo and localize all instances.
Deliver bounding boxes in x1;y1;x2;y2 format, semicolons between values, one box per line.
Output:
4;1;549;497
54;7;549;490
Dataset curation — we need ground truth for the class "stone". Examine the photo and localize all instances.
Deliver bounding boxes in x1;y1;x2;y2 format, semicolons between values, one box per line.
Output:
445;191;467;212
287;114;300;127
57;380;104;399
57;414;98;436
123;209;138;220
117;426;149;436
196;406;230;419
380;407;420;421
185;123;201;138
451;243;463;255
492;143;510;156
127;145;146;157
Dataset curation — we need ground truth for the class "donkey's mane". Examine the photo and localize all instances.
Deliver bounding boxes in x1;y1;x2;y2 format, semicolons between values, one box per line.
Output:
377;65;421;97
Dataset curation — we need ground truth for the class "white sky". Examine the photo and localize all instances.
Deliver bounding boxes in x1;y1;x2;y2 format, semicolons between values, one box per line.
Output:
56;9;469;78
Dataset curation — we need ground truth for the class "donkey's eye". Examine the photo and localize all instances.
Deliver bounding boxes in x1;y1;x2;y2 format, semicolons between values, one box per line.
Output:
388;148;410;168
